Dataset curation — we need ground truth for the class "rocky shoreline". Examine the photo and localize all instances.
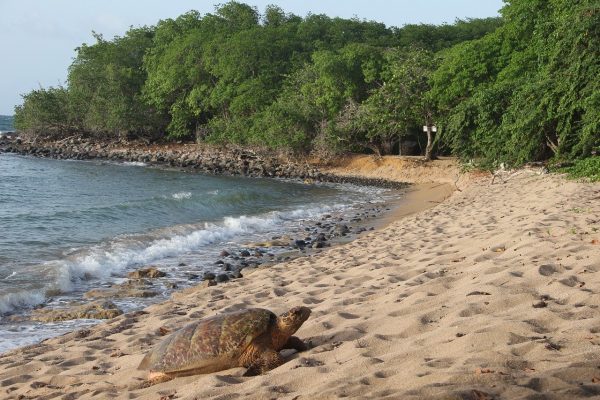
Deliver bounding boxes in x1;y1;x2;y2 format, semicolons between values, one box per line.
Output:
0;135;408;189
7;199;392;326
0;135;405;336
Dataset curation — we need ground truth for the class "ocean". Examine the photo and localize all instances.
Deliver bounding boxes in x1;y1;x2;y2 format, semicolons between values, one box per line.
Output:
0;115;14;133
0;153;393;352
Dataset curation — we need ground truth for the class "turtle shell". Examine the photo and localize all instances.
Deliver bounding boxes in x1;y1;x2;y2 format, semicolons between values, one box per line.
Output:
138;308;276;374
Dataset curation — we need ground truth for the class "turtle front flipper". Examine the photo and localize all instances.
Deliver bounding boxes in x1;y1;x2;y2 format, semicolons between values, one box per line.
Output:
243;349;284;376
281;336;308;352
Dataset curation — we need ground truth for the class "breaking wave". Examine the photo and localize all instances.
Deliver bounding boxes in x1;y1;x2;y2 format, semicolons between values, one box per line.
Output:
0;204;339;316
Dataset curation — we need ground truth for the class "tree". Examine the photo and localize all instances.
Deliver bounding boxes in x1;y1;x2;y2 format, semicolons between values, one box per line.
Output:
67;27;161;138
339;47;437;156
14;86;72;137
432;0;600;168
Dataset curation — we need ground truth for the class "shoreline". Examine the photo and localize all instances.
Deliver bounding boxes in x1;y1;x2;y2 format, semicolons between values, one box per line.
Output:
0;144;451;355
0;136;414;189
4;139;598;399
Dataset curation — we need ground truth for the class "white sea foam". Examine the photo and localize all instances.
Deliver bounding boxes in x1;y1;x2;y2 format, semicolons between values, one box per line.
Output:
172;192;192;200
0;289;46;315
122;161;147;167
2;271;17;280
0;203;343;315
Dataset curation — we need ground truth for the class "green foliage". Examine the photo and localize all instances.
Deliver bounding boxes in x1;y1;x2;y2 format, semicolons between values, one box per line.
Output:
331;47;437;155
14;86;73;137
68;27;164;138
395;17;503;52
433;0;600;168
15;1;502;153
556;157;600;182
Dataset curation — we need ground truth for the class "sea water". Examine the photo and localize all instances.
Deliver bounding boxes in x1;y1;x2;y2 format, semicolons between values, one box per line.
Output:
0;153;392;352
0;115;14;134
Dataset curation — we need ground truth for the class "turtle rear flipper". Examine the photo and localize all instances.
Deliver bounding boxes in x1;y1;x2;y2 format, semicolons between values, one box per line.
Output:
243;349;284;376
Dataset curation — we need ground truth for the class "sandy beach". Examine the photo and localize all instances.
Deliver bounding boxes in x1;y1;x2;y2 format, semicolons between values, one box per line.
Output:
1;159;599;400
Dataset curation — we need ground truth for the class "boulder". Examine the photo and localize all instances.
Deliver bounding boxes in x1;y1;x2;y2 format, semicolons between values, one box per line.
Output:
31;301;122;322
127;266;166;279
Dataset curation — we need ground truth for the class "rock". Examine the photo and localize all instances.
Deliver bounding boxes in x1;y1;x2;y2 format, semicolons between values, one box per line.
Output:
247;239;290;247
222;263;233;271
333;224;350;236
219;250;230;257
84;281;159;299
203;272;216;280
31;301;122;322
201;279;217;288
294;240;306;249
231;270;243;279
239;250;251;257
127;266;166;279
215;274;229;283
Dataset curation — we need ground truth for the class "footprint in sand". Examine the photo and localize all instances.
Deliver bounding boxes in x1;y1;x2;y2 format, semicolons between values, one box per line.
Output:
559;275;583;287
373;369;395;379
538;264;563;276
271;287;287;297
302;297;324;305
523;319;553;334
1;374;33;387
337;311;360;319
423;357;455;369
458;304;486;317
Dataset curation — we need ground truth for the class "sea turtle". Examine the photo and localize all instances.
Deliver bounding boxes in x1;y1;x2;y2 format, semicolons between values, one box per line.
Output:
138;306;311;383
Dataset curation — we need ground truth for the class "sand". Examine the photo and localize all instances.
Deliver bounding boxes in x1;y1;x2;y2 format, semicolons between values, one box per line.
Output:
1;158;600;400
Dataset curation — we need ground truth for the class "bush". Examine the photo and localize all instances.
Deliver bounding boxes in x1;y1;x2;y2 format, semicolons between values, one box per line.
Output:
557;157;600;182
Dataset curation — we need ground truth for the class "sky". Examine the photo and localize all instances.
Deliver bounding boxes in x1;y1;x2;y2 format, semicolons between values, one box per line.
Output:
0;0;504;115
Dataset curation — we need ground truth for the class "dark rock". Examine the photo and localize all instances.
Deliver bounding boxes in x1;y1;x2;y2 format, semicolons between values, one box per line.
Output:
240;250;251;257
220;250;230;257
294;240;306;249
201;279;217;288
231;270;243;279
203;272;216;281
333;225;350;236
215;274;229;283
222;263;233;271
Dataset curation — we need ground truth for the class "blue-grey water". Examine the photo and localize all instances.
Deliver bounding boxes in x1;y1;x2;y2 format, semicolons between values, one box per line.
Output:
0;115;14;133
0;153;391;352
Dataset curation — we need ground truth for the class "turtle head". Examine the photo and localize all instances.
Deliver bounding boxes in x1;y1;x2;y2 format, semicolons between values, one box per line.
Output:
276;306;311;336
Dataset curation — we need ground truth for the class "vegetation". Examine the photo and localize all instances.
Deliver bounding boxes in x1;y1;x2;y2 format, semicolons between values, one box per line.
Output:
14;1;599;174
431;0;600;169
556;158;600;182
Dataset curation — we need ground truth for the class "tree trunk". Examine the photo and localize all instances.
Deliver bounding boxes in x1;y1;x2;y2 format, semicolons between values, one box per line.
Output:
381;139;394;156
424;127;436;161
